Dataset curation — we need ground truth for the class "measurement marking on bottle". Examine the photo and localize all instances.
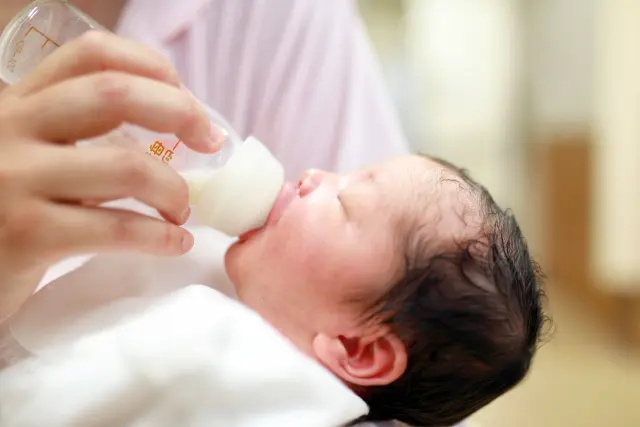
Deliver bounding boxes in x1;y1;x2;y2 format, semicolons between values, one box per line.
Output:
6;39;23;72
148;140;182;164
24;26;60;49
6;26;60;73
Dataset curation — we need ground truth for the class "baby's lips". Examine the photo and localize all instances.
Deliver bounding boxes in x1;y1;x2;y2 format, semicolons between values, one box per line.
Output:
238;228;260;243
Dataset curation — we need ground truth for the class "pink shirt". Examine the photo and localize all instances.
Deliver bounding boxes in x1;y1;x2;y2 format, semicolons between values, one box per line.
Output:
115;0;409;180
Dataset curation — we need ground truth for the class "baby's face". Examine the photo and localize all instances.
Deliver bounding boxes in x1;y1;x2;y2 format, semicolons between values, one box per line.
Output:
225;155;453;351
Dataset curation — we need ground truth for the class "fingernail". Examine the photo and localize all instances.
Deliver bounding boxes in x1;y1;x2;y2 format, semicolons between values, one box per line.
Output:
181;232;194;252
207;124;225;152
182;207;191;223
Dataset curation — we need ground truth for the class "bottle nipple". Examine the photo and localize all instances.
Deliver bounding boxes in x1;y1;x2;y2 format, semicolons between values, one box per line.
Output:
182;137;285;236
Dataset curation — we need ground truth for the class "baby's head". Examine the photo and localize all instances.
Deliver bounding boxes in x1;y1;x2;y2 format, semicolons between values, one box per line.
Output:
225;154;546;426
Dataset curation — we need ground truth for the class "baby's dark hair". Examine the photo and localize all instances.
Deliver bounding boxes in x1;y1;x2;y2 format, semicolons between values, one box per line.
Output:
360;156;547;426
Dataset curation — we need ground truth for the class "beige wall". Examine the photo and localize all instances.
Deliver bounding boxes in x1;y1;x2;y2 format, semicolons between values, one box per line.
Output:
528;0;595;131
526;0;640;292
592;0;640;291
404;0;524;210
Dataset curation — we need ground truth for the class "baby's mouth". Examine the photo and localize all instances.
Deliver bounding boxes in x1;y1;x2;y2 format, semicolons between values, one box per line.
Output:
237;181;300;243
265;181;299;226
236;174;323;243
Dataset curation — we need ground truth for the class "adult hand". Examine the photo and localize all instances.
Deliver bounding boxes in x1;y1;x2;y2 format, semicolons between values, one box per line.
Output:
0;31;220;320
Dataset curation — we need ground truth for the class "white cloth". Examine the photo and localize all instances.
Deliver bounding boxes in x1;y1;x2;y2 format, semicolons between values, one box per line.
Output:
0;285;368;427
0;195;374;427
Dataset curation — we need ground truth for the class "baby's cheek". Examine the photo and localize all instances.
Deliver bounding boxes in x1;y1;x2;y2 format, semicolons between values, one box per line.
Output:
290;241;331;280
273;238;336;289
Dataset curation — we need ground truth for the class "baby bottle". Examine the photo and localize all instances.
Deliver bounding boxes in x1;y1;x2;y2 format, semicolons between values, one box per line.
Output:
0;0;284;237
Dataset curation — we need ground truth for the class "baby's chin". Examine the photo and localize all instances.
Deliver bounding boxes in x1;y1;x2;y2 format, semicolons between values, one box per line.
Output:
223;242;243;284
223;235;265;293
223;245;266;309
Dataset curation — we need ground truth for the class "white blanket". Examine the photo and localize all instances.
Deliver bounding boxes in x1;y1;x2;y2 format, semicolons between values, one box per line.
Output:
0;285;368;427
0;199;372;427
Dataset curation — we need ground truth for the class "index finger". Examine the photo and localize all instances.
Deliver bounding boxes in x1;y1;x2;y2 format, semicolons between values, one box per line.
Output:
10;31;181;97
9;31;224;153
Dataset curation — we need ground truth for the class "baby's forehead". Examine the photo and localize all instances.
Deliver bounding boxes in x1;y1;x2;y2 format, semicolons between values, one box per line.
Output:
378;155;475;208
375;155;484;254
376;154;461;183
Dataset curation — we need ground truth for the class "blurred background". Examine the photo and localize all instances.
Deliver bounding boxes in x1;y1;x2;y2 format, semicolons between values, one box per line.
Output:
357;0;640;426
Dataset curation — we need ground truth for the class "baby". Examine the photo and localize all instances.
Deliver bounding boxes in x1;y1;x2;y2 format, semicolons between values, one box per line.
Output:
224;153;546;426
0;153;546;427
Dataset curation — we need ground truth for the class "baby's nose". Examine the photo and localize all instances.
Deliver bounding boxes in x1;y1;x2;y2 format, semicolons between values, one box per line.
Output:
298;169;341;197
298;169;319;183
298;169;323;197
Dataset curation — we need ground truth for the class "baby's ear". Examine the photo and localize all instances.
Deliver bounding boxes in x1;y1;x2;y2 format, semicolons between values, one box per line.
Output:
312;328;407;387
